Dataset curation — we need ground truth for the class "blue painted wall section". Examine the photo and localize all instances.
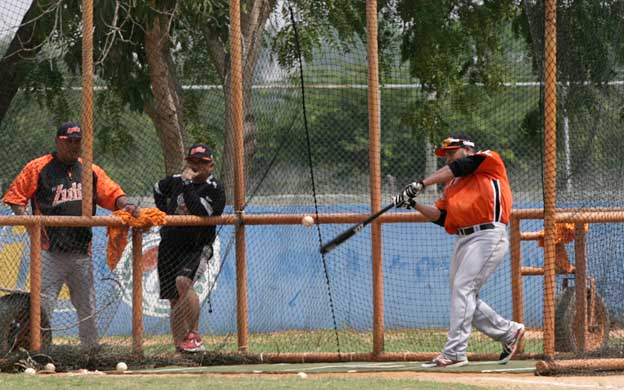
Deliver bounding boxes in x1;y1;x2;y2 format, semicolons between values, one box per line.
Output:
1;204;622;336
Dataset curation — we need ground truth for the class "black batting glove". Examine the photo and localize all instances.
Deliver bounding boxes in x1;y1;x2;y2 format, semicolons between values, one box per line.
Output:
392;194;418;209
403;181;425;197
392;192;407;208
392;181;424;208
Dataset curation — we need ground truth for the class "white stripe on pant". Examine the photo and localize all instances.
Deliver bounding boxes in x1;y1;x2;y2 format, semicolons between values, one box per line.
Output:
442;223;521;361
41;250;98;347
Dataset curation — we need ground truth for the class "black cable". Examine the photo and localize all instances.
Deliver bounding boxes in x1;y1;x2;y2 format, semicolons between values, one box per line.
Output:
202;111;302;314
287;2;341;353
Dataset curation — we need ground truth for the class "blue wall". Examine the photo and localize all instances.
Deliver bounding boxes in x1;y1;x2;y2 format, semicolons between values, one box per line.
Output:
1;204;622;337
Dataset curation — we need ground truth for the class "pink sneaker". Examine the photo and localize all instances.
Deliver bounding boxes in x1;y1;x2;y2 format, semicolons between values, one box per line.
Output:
178;331;206;353
421;354;468;368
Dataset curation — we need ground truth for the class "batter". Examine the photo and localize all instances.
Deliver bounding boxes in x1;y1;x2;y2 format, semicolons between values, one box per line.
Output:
393;134;525;368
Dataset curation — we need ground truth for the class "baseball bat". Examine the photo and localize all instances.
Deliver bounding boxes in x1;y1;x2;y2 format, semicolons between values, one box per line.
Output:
320;203;395;255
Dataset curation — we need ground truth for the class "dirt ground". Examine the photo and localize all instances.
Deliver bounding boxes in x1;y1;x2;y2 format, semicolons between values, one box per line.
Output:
165;371;624;390
317;371;624;390
94;370;624;390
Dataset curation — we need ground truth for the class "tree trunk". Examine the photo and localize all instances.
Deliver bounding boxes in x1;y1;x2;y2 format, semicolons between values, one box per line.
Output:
143;11;187;176
0;0;44;126
208;0;275;201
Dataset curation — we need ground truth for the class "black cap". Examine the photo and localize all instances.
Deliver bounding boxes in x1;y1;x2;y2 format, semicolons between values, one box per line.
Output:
185;143;214;161
56;122;82;139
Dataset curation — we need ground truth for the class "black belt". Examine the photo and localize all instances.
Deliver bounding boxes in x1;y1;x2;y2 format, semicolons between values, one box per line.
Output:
457;223;496;236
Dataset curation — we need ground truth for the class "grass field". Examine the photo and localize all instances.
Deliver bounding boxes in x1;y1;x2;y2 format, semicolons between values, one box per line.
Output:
0;374;494;390
3;370;624;390
53;328;547;356
9;327;622;378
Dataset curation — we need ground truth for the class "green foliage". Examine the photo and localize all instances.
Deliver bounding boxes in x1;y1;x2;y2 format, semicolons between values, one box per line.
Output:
94;93;136;155
271;0;369;69
397;0;518;94
3;0;624;199
184;90;226;156
516;0;624;83
516;0;624;181
180;0;230;43
393;0;524;151
273;23;315;66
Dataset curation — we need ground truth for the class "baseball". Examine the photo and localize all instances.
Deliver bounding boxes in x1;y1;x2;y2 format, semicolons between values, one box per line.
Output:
44;363;56;372
116;362;128;372
297;371;308;378
24;367;36;375
302;215;314;227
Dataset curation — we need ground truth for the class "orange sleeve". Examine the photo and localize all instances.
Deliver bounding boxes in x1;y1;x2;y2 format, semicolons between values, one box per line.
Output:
93;164;126;211
3;155;53;206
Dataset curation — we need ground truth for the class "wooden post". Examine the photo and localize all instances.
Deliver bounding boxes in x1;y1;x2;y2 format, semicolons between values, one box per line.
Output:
81;0;94;217
229;0;248;352
132;228;144;355
542;0;558;359
574;223;587;352
510;216;524;352
537;358;624;375
366;0;384;357
29;223;42;351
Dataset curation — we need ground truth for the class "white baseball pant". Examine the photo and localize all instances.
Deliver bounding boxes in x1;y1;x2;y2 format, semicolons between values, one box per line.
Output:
442;223;522;361
40;250;98;348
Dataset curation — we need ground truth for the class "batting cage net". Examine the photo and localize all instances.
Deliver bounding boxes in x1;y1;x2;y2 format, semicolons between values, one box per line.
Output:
523;0;624;374
0;0;623;374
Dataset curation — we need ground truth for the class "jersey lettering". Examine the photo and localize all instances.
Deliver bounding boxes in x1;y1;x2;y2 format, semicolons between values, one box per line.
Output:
3;154;125;253
52;183;83;207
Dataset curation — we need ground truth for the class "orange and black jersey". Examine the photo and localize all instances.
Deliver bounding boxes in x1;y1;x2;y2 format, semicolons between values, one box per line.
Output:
434;150;512;235
3;153;125;254
153;174;225;250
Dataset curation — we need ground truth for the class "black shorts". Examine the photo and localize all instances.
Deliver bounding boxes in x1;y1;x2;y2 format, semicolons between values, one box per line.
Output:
157;242;213;300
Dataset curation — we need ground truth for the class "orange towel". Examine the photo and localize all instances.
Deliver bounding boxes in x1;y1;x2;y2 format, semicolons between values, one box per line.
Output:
106;208;167;271
537;223;589;274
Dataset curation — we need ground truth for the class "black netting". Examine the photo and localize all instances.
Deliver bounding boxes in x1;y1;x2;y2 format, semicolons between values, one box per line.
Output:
1;0;624;373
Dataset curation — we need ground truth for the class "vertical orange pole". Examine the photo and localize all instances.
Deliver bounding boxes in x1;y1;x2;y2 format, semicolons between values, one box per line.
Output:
229;0;248;352
510;216;524;352
132;229;144;355
366;0;384;357
29;223;42;351
574;224;587;352
543;0;558;359
81;0;94;217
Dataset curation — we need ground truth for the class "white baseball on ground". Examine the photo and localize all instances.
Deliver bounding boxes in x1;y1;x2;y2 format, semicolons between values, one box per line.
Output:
24;367;36;375
116;362;128;372
44;363;56;372
302;215;314;227
297;372;308;378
